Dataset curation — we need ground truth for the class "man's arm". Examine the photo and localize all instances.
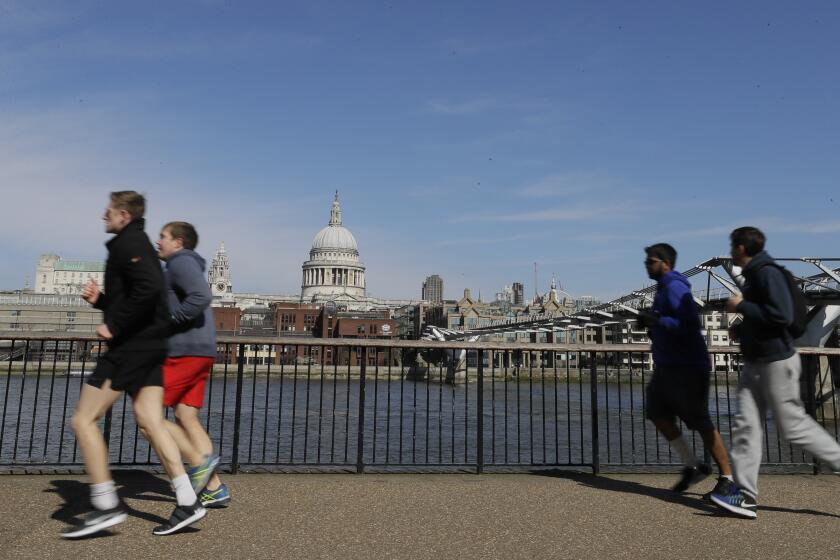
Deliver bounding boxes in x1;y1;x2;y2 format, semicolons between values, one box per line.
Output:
168;256;212;324
106;251;163;338
736;266;792;328
83;278;108;309
657;284;701;334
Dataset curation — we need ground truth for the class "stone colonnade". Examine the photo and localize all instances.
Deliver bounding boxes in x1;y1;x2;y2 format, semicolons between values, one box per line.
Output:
303;266;365;288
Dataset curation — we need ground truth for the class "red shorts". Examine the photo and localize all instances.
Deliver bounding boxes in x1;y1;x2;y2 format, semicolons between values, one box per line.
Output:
163;356;215;408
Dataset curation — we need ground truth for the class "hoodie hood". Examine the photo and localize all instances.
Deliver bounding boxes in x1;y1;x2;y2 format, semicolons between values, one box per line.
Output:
657;270;691;289
168;248;206;271
741;250;774;276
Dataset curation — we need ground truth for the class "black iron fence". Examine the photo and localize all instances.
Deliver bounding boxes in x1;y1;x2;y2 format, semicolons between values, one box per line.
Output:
2;333;839;474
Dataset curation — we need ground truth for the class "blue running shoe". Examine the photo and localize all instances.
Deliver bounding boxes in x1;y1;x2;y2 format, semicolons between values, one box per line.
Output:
703;476;733;503
188;454;220;493
710;482;757;519
199;484;231;508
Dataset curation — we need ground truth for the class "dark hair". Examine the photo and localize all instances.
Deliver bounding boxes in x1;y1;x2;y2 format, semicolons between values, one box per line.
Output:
164;221;199;250
730;226;765;256
110;191;145;220
645;243;677;268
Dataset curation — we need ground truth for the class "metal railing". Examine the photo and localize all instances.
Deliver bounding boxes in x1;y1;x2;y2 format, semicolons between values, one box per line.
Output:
1;333;839;474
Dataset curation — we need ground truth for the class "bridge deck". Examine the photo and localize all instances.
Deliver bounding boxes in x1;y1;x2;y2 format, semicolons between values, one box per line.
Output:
2;472;840;559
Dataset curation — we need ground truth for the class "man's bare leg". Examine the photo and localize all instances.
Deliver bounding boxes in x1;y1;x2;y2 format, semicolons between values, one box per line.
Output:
62;380;130;538
700;429;733;476
132;386;188;479
163;418;203;466
71;380;123;484
173;404;222;490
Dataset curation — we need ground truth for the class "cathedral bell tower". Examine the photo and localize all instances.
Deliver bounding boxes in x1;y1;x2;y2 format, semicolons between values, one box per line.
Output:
209;241;233;297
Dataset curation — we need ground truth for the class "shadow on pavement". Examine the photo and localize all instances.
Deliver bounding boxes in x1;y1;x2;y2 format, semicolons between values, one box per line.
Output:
531;469;840;519
531;469;718;514
46;469;175;532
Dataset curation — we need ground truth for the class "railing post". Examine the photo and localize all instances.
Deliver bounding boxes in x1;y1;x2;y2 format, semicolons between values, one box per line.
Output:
803;354;820;475
230;343;246;475
477;349;484;474
356;346;367;474
590;351;599;475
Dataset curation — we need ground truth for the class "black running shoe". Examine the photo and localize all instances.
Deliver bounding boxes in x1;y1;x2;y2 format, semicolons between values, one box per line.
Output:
61;504;128;539
672;463;712;493
704;476;734;503
710;483;757;519
152;501;207;536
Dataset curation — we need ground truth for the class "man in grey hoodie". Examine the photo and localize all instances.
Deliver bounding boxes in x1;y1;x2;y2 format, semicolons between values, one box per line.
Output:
157;222;229;508
711;226;840;518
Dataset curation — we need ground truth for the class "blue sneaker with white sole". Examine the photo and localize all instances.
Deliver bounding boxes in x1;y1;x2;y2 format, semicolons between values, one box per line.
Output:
199;483;231;508
188;454;220;493
710;480;757;519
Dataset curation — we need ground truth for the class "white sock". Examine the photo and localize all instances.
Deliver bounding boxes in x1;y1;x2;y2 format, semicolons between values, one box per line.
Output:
172;474;197;507
722;474;733;481
90;480;119;510
669;435;699;467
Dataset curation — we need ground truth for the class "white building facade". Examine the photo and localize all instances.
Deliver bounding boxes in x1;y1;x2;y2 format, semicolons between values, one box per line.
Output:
34;255;105;295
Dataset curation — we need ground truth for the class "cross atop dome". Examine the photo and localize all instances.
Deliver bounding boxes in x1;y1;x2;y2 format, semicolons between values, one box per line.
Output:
329;190;342;226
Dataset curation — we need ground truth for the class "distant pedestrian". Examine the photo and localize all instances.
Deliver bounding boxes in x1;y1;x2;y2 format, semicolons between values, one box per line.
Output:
62;191;205;538
711;227;840;519
639;243;734;495
156;221;229;508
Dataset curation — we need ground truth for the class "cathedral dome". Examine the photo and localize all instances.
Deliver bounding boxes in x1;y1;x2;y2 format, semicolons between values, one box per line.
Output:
311;224;358;252
301;191;367;303
310;191;358;254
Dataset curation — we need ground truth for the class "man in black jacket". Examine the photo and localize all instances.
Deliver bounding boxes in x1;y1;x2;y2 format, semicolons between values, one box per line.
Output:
711;226;840;519
62;191;206;538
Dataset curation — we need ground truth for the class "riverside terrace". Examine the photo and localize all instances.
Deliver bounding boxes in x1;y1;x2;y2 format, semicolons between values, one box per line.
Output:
5;472;840;559
2;334;840;474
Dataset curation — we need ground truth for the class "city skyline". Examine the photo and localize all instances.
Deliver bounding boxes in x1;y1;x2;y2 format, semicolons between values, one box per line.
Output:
2;2;838;300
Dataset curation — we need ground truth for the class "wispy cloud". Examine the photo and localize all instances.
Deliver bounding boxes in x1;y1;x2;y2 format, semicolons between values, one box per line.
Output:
0;104;315;293
427;97;497;115
436;35;549;57
3;29;322;66
519;173;613;197
567;232;647;243
453;203;641;223
434;234;535;247
498;250;630;269
669;218;840;240
0;1;73;33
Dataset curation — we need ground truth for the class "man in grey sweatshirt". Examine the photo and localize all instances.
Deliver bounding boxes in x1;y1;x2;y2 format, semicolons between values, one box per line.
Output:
711;226;840;518
157;221;230;508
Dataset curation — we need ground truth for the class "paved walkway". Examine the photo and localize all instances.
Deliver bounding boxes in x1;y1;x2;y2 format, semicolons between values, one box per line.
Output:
2;471;839;559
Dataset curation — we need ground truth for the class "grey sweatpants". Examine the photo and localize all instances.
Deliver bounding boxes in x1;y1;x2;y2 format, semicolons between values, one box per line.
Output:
731;352;840;498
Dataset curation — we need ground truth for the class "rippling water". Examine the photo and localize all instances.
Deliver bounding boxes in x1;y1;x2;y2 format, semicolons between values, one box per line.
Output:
0;369;822;469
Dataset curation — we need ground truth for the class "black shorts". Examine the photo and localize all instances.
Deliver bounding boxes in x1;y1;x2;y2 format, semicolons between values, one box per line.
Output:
645;366;715;432
88;349;166;395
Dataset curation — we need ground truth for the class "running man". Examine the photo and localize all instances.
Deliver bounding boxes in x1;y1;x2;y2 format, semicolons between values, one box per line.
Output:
711;227;840;518
639;243;734;494
62;191;205;538
157;221;229;507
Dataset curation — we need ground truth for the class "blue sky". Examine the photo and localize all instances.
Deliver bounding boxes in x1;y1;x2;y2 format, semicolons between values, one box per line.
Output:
1;1;838;301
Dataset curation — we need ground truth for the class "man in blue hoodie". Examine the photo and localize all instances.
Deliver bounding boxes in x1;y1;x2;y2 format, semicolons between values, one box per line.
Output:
711;227;840;519
157;222;230;508
639;243;733;494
